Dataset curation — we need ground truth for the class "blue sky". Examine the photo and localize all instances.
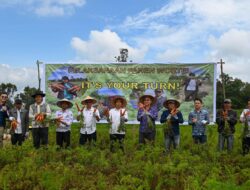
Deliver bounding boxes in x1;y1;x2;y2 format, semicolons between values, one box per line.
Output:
1;0;250;91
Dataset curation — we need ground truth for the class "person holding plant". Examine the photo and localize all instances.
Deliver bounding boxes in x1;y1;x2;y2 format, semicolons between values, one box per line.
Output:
160;99;183;152
188;98;210;144
106;96;128;152
137;93;158;144
216;99;237;152
240;99;250;155
9;99;29;146
0;91;10;148
54;99;74;149
29;90;51;149
77;96;100;146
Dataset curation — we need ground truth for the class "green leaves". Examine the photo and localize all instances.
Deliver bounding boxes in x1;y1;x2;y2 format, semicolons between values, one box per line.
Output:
0;124;249;189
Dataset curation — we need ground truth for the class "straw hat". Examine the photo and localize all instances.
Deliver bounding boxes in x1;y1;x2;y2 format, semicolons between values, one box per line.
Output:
81;96;97;105
163;98;180;108
56;98;73;108
111;96;127;108
139;94;156;105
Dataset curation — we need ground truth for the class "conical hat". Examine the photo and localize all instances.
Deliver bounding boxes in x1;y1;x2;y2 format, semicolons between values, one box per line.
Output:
139;94;156;105
81;96;97;105
163;98;180;108
111;96;127;108
56;98;73;108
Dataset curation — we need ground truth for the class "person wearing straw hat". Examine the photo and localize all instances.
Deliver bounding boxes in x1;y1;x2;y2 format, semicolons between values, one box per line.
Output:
160;99;183;152
29;90;51;149
105;96;128;152
77;96;100;145
9;99;29;146
55;98;74;149
137;93;158;144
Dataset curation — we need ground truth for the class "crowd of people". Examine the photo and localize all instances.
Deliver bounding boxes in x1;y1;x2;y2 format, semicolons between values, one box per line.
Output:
0;90;250;155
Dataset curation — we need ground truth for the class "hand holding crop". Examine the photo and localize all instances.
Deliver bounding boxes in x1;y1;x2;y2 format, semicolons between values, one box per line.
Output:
35;113;46;122
55;116;64;127
221;110;228;120
104;107;110;117
10;120;19;130
244;111;250;117
170;108;178;116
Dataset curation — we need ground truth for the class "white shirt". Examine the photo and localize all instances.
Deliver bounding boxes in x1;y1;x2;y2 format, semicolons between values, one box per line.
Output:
240;109;250;126
15;109;22;134
79;107;100;134
187;79;196;91
55;109;73;132
109;108;128;134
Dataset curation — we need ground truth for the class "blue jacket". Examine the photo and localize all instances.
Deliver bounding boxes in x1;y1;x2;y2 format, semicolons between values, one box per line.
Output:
188;109;210;136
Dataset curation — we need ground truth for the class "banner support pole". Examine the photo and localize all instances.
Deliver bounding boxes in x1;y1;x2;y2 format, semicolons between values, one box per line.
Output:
217;59;226;99
36;60;43;91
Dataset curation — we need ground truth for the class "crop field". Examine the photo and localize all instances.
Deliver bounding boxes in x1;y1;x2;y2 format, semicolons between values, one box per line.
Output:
0;123;250;190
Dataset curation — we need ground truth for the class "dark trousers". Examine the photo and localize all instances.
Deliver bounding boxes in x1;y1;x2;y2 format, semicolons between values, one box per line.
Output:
56;131;70;148
193;135;207;144
32;128;48;149
110;134;125;152
242;137;250;155
11;133;24;146
79;131;97;145
139;131;156;144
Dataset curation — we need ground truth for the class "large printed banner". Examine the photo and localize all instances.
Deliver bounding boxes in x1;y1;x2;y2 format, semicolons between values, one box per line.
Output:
44;63;216;122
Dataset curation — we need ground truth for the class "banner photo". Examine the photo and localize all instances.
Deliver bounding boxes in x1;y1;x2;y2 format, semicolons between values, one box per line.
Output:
45;63;216;123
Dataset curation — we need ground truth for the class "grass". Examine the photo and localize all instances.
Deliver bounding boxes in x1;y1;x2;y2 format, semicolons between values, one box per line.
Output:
0;123;250;190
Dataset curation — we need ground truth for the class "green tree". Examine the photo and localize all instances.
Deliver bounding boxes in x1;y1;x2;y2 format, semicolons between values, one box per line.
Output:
16;86;38;110
0;83;17;97
0;82;18;108
217;73;249;109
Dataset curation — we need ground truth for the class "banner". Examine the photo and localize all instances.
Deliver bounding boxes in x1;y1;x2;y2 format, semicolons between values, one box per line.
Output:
44;63;216;122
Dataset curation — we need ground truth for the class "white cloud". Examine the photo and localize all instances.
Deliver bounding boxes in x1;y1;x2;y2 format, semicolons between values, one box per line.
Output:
208;29;250;82
71;29;148;62
208;29;250;59
0;64;38;92
0;0;86;16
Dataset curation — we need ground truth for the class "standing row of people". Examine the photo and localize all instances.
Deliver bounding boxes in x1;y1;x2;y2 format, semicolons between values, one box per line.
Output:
1;90;250;154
